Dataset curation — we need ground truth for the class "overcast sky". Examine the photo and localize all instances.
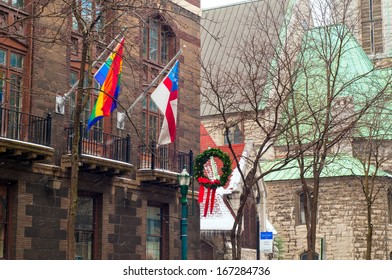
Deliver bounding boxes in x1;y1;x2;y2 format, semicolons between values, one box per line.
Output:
201;0;248;9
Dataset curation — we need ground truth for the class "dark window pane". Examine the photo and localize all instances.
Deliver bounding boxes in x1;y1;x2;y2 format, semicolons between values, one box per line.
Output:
147;206;161;259
12;0;23;8
233;125;243;143
10;53;23;68
76;197;93;230
0;50;6;65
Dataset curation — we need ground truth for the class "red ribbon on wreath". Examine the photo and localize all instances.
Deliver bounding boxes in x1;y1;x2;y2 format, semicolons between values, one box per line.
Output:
194;148;232;218
198;177;221;217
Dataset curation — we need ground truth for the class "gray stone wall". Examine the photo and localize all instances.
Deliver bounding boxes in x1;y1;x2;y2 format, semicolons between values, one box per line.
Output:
265;177;392;260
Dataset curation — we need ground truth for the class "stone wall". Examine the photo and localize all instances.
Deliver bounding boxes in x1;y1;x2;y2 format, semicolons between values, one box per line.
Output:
265;177;392;260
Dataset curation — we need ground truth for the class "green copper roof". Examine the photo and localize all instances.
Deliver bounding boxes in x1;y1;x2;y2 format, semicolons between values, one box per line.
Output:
261;155;390;182
293;24;390;98
267;24;392;145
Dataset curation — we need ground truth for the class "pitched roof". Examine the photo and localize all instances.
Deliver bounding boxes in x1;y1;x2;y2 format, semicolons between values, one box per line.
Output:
296;25;390;101
202;0;256;11
200;0;291;116
270;24;392;144
261;155;391;182
199;188;235;231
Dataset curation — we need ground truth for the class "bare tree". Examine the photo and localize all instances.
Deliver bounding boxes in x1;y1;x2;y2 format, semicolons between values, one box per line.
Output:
351;92;392;259
280;0;392;260
201;0;391;260
200;0;313;259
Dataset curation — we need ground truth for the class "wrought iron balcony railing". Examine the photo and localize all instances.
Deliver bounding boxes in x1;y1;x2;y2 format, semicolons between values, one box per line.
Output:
0;106;52;146
138;142;193;174
64;123;131;163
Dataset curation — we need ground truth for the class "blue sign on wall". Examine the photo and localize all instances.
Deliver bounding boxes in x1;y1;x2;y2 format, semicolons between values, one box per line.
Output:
260;232;273;240
260;231;273;253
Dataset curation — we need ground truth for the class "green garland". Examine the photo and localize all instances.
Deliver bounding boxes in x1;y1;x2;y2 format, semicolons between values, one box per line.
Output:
194;148;232;188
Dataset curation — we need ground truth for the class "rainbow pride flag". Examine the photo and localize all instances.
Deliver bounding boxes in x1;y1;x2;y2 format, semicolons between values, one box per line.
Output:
87;37;124;129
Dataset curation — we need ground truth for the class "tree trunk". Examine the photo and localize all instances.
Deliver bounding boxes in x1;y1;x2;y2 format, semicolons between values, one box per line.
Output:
230;175;254;260
304;195;315;260
66;39;89;260
365;203;373;260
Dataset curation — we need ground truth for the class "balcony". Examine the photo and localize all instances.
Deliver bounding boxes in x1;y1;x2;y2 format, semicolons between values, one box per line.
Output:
0;107;54;161
136;142;193;186
61;123;133;175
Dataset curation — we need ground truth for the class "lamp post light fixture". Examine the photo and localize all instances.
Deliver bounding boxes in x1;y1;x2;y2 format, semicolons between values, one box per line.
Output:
178;166;191;260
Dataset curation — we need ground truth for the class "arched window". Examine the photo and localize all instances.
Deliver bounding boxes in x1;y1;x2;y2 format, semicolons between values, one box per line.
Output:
223;125;243;145
242;196;257;249
298;191;306;224
141;16;176;144
143;16;175;65
298;191;315;225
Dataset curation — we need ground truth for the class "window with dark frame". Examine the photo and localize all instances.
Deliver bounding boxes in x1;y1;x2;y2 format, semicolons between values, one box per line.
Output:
298;191;314;225
141;95;160;143
75;194;99;260
361;0;383;55
146;205;168;260
143;16;174;64
146;206;161;260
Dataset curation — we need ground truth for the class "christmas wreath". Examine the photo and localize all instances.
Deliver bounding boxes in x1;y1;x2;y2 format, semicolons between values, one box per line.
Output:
194;148;232;216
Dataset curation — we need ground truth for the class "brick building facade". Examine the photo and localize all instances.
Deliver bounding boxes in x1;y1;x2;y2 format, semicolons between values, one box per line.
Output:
0;0;201;260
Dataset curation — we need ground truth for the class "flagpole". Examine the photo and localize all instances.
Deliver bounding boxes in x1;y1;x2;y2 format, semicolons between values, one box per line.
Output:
125;48;183;115
55;31;126;114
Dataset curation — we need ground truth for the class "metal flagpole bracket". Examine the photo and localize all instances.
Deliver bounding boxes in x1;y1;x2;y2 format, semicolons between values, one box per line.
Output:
117;111;125;130
56;95;65;115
